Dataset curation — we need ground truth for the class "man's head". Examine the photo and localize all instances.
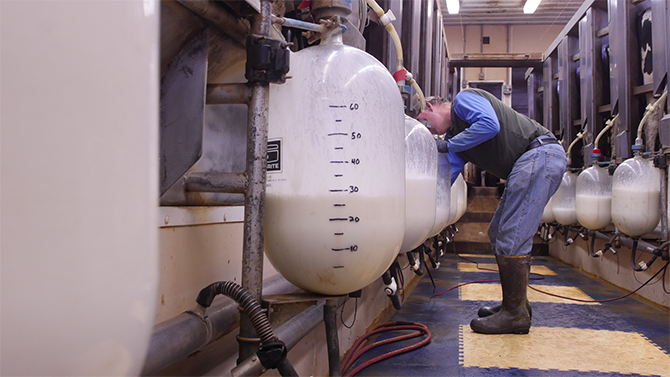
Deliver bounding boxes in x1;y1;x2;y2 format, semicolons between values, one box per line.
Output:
418;96;452;135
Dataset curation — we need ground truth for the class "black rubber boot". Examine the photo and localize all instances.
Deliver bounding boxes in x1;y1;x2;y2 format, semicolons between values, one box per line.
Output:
470;254;531;334
477;301;532;320
478;256;533;319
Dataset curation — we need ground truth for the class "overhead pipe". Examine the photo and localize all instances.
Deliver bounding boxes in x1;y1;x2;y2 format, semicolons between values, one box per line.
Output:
176;0;249;47
141;276;301;377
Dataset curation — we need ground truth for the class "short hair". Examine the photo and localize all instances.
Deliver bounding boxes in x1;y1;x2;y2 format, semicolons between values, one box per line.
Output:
426;96;451;106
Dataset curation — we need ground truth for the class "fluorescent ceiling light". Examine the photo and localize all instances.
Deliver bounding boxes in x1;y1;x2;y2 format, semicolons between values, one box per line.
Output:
524;0;542;14
447;0;459;14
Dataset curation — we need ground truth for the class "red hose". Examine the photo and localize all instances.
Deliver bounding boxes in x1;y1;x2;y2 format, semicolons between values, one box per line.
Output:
341;321;432;377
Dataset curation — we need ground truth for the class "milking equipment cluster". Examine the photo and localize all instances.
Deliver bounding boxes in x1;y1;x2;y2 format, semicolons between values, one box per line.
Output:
540;98;669;270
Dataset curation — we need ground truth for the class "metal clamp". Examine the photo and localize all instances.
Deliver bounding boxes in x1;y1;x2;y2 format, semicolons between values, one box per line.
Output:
245;34;291;84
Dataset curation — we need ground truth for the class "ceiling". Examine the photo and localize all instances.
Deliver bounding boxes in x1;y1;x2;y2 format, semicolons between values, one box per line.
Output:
438;0;585;26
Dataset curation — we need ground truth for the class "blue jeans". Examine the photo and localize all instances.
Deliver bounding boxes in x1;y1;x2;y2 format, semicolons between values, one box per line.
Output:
488;143;567;256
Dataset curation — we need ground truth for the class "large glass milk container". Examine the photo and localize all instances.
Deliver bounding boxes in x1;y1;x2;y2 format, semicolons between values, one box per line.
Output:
400;116;438;252
552;171;579;225
611;156;661;237
265;31;406;295
576;165;612;230
542;197;556;223
428;153;451;237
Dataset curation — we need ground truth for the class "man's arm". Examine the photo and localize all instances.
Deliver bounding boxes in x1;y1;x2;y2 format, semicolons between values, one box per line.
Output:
446;152;465;184
445;91;500;152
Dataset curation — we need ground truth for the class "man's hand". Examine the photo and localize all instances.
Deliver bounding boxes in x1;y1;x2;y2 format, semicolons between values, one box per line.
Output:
436;138;448;153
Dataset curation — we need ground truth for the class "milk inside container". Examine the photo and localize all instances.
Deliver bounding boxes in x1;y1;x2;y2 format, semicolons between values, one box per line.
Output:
576;164;612;230
427;153;451;237
552;171;579;225
265;30;406;295
611;155;661;237
447;174;467;225
542;196;556;223
400;116;438;252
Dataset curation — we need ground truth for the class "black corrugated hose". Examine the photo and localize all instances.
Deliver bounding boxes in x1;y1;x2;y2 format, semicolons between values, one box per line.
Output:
196;281;298;376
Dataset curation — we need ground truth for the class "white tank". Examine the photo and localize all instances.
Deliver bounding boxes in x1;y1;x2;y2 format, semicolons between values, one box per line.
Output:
2;1;159;375
456;176;468;221
552;171;579;225
265;30;406;295
542;196;556;223
427;153;451;237
611;156;662;237
576;165;612;230
400;116;438;252
447;174;467;225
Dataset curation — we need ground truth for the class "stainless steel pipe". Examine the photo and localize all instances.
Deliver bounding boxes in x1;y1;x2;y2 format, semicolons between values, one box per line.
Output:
239;0;273;362
230;301;326;377
141;276;300;376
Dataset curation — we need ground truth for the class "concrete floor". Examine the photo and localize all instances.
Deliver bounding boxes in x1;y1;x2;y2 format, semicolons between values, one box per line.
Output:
349;253;670;377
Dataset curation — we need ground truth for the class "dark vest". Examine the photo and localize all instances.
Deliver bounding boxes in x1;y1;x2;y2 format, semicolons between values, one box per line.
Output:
449;88;552;179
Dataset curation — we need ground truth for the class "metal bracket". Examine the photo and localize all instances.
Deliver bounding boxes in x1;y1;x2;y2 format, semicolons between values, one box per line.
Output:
245;34;290;84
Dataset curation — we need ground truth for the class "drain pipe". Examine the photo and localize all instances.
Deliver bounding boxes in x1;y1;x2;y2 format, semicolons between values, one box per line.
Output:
239;0;273;362
210;301;325;377
141;276;301;376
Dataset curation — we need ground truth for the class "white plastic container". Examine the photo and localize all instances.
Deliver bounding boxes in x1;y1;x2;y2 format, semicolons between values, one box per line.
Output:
552;171;579;225
427;153;451;237
400;116;438;251
265;30;406;295
542;196;556;223
2;2;159;375
611;156;662;237
456;175;468;222
447;174;467;225
576;165;612;230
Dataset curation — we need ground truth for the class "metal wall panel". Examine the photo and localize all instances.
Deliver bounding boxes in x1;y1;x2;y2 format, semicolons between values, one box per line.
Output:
651;0;668;96
432;9;443;97
558;35;581;165
608;0;640;160
543;54;560;137
579;7;608;164
420;0;434;95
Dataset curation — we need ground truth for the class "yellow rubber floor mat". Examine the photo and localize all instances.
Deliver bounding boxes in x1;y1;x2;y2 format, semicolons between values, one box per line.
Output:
460;325;670;376
459;283;599;305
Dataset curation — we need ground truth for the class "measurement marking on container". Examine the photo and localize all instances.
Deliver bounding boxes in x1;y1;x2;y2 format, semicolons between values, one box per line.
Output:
332;247;350;251
335;147;344;150
334;174;343;177
334;203;345;206
333;266;345;269
329;218;348;221
335;119;343;122
330;160;345;163
330;189;347;192
329;105;347;108
334;232;344;235
328;132;348;136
